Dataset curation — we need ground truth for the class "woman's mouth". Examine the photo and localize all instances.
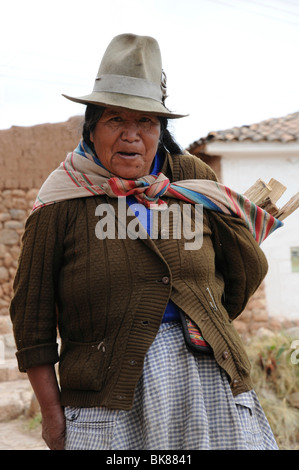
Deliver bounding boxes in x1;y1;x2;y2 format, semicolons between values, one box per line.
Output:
116;151;141;159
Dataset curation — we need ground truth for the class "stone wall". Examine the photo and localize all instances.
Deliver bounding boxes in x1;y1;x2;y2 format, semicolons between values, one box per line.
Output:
0;117;82;357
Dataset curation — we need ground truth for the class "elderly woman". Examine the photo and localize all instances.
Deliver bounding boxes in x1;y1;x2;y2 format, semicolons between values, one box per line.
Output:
10;34;279;450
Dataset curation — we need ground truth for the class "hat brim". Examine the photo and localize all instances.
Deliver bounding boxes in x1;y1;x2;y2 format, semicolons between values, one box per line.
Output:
62;91;187;119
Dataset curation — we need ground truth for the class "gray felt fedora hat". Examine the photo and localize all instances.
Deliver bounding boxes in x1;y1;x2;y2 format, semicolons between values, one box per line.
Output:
62;33;187;119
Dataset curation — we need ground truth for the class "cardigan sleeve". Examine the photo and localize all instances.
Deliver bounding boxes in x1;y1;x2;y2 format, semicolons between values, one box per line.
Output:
10;203;67;372
208;211;268;320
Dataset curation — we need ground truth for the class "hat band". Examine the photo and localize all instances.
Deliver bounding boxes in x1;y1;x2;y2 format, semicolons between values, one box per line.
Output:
93;74;163;103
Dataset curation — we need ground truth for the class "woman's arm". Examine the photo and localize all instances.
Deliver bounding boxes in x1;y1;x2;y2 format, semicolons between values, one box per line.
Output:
27;364;65;450
10;205;67;449
208;212;268;320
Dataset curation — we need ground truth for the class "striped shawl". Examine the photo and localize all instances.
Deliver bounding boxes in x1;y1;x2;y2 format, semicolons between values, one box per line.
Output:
33;139;283;244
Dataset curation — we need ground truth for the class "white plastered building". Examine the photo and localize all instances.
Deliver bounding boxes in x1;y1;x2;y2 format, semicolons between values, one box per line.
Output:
188;112;299;321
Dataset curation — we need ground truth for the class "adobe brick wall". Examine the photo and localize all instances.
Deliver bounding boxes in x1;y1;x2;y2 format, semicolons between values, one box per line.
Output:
0;116;83;190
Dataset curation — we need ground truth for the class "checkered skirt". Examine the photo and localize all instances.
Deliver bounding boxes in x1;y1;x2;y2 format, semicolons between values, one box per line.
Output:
64;322;278;450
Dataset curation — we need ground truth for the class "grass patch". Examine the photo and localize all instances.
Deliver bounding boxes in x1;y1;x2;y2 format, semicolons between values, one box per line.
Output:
246;330;299;449
27;411;42;430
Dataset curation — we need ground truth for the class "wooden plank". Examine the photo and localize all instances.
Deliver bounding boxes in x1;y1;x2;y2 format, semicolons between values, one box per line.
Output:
267;178;287;204
244;178;298;221
276;192;299;221
259;197;279;217
244;179;272;205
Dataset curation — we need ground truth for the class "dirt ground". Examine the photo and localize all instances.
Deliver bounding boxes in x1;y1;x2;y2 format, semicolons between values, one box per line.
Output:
0;417;48;450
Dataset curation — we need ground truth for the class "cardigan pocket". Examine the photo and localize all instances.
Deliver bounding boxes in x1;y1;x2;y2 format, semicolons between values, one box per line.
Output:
59;339;108;392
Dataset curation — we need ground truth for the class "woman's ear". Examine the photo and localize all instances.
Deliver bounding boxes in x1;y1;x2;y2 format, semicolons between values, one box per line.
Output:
90;132;94;143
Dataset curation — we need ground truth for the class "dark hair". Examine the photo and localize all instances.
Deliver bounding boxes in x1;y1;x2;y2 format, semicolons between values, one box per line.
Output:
82;104;183;156
158;116;183;155
82;104;106;152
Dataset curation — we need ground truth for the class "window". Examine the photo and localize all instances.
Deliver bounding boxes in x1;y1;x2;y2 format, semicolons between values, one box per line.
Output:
291;247;299;273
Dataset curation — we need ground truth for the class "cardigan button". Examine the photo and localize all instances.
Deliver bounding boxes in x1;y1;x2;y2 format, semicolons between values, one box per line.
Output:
129;360;137;366
161;276;170;285
232;379;239;388
222;351;229;360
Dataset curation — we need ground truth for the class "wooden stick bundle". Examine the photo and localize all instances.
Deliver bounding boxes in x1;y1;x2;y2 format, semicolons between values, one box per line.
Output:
244;178;299;221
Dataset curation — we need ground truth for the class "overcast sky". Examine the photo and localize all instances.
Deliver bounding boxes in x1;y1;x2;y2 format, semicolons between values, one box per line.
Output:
1;0;299;147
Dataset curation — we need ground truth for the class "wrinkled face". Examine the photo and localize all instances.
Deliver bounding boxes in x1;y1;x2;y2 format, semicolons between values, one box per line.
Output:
90;108;161;179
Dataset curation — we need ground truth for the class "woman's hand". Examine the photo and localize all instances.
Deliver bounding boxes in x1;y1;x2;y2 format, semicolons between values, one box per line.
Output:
26;364;65;450
41;404;66;450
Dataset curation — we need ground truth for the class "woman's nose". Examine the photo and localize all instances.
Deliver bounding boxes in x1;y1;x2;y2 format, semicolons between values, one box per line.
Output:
120;121;140;141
